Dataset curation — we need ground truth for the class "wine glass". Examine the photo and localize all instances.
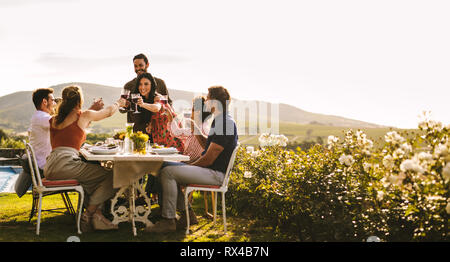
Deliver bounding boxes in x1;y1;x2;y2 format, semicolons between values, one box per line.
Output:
131;93;141;114
160;95;168;115
120;89;131;112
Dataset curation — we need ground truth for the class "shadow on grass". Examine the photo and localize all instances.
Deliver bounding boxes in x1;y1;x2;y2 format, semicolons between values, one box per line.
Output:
0;192;297;242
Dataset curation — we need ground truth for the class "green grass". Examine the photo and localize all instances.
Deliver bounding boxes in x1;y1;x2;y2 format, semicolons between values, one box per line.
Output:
0;192;296;242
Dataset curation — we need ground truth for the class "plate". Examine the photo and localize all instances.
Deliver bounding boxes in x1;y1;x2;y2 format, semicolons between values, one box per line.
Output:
89;147;119;155
152;147;178;154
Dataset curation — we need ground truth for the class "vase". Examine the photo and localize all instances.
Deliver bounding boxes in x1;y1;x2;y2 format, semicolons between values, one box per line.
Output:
133;141;146;155
124;137;133;154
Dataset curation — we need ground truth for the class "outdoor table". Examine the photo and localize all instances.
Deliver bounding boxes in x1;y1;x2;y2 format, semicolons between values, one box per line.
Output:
79;148;189;236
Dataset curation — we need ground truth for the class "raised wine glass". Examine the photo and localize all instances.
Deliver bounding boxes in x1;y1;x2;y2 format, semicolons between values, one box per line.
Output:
119;89;131;112
131;93;141;114
160;95;168;115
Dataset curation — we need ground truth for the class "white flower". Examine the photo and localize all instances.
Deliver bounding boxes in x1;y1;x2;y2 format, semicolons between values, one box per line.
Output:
393;148;405;159
244;171;253;178
383;155;395;169
258;133;272;147
363;139;374;150
400;158;425;174
363;162;372;172
434;143;448;157
276;135;288;147
258;133;288;147
327;135;339;145
385;131;405;145
251;150;259;158
400;143;412;154
417;152;433;161
377;191;385;201
425;195;445;202
387;172;406;186
429;120;443;132
418;111;443;132
443;163;450;182
339;154;355;166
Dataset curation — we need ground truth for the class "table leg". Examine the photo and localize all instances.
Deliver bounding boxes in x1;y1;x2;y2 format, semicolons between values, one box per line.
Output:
110;179;154;236
111;186;130;225
129;184;137;236
133;181;154;228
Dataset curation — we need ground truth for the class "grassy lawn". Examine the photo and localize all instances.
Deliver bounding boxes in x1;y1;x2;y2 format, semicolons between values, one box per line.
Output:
0;192;295;242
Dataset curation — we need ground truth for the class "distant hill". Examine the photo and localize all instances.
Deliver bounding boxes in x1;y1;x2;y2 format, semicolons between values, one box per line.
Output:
0;82;386;133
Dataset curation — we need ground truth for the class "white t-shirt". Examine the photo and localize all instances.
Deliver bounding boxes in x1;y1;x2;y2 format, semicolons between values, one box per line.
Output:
28;110;52;170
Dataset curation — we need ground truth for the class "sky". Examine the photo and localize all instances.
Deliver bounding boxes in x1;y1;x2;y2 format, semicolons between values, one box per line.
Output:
0;0;449;129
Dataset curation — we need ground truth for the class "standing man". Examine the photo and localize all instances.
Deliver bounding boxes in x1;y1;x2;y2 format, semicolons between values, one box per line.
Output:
121;53;171;127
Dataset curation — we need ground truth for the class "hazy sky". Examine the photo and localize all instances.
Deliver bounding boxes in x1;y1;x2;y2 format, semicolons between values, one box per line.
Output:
0;0;449;128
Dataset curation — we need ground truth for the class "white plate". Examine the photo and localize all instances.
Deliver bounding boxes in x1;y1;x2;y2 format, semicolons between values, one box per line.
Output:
152;147;178;154
89;147;119;155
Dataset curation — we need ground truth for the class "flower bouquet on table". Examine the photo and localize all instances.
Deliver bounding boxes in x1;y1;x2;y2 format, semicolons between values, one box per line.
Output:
113;131;127;141
130;131;149;154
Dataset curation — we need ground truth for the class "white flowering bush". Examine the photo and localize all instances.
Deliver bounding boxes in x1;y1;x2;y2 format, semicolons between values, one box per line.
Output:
229;117;449;241
258;133;288;147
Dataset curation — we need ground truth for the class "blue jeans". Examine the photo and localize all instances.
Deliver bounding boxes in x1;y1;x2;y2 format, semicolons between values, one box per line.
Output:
159;165;225;219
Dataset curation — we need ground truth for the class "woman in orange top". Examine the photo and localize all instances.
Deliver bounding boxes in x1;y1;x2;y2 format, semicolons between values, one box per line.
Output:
44;85;126;231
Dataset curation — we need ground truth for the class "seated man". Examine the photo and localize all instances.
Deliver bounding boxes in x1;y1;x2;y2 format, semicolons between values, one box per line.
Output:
29;88;57;174
15;88;57;197
145;86;238;233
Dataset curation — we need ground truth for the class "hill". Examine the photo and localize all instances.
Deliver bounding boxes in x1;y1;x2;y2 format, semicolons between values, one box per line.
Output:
0;82;389;135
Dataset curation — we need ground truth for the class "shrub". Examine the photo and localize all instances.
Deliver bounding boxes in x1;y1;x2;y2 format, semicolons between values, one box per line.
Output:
228;117;449;241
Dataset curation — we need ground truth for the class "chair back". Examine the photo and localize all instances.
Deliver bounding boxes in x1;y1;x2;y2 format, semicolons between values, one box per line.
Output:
25;142;43;189
221;142;240;190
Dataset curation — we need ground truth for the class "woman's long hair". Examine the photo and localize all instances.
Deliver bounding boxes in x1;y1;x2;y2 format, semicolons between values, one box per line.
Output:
193;95;212;123
135;72;156;103
54;85;83;125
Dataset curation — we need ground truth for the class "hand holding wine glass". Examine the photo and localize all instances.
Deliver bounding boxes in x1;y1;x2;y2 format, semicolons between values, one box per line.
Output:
117;97;127;108
131;93;141;114
119;89;131;112
160;95;169;115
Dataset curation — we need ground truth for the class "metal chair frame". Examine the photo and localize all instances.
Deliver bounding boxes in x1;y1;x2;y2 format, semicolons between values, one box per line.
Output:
184;143;240;234
25;142;84;235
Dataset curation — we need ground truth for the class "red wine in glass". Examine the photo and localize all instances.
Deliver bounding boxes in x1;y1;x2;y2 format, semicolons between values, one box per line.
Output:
131;93;141;114
159;95;169;115
120;89;131;112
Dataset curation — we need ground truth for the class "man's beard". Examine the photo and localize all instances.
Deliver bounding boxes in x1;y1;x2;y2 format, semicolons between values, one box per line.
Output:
136;69;147;75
